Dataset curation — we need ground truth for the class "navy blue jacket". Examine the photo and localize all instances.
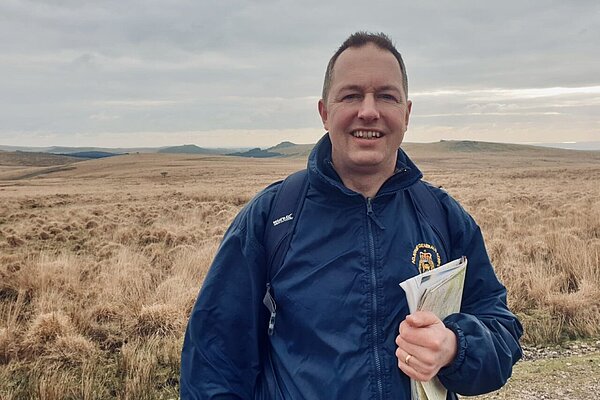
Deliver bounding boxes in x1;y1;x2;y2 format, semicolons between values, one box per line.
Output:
181;134;523;399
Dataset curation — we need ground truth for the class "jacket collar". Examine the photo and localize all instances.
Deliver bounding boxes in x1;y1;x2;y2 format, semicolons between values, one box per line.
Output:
307;133;423;199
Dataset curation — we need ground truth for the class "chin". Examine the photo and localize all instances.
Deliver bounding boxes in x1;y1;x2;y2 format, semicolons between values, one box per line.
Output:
349;154;388;169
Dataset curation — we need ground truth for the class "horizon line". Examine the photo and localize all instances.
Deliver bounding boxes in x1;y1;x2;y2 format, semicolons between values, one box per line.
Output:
2;139;600;151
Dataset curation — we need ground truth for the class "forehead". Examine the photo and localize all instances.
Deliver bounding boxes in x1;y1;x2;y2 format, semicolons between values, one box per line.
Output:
331;43;404;92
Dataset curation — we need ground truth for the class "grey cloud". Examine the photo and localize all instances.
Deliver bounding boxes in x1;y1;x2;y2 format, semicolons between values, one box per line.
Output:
0;0;598;146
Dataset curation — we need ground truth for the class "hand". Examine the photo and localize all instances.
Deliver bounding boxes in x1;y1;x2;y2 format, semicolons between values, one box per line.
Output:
395;311;458;382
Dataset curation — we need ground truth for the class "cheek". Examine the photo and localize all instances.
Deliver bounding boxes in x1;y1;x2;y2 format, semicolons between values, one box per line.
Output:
387;120;407;137
329;110;354;130
330;105;355;123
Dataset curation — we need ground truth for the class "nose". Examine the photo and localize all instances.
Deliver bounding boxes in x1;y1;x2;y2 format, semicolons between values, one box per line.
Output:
357;94;380;122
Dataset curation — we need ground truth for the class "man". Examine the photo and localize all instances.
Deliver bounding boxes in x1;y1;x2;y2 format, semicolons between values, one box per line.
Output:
181;32;522;399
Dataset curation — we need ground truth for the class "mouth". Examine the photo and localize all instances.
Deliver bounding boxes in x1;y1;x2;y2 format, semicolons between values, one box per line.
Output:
351;130;383;139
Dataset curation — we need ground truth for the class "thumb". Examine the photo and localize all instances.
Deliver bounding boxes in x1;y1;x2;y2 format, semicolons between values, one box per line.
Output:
406;311;441;328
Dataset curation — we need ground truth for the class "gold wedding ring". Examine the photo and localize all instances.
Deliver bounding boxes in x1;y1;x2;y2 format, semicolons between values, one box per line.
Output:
405;354;412;365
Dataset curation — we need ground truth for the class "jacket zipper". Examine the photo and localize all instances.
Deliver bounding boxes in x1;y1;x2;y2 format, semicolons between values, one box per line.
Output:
367;197;384;400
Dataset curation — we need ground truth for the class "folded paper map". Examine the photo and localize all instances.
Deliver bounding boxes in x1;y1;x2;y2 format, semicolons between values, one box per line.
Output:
400;256;468;400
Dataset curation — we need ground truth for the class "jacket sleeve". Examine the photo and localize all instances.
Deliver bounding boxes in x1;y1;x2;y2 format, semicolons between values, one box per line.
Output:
435;192;523;396
180;189;274;399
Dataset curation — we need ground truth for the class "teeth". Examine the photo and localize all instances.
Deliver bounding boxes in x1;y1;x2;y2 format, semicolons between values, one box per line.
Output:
352;130;381;139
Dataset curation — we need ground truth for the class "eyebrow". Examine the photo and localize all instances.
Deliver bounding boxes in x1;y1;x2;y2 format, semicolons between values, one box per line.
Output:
377;85;402;93
338;84;402;93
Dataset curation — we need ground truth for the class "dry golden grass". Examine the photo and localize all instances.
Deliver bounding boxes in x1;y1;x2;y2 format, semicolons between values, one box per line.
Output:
0;149;598;398
423;164;600;345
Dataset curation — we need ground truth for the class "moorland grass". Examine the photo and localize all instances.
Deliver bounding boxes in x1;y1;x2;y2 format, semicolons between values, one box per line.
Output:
0;151;598;398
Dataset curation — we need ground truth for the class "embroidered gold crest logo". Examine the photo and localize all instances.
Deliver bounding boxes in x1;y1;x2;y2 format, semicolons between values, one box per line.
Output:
411;243;441;274
418;251;435;272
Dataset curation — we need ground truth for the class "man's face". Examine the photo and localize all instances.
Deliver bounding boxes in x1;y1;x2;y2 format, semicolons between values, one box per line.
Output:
318;43;411;178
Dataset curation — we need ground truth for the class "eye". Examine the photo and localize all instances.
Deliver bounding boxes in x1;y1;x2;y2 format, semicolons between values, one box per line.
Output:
378;93;400;102
341;93;361;102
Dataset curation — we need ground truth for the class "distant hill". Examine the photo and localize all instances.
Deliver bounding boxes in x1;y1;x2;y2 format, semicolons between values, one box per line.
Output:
265;142;314;158
61;151;119;159
269;141;297;150
404;140;549;154
47;146;124;154
402;140;600;156
3;140;598;181
228;148;283;158
439;140;531;152
239;139;600;163
0;145;158;154
45;146;154;154
0;144;247;155
0;145;48;152
157;144;228;155
0;151;82;167
2;140;598;162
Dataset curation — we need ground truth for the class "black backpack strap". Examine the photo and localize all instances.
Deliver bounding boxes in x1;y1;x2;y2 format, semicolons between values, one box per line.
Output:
262;169;309;335
264;169;309;274
408;180;451;261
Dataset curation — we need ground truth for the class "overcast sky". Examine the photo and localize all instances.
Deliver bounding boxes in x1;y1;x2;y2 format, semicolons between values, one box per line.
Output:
1;0;598;148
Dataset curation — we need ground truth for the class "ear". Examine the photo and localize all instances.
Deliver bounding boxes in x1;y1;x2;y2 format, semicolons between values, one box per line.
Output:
318;99;329;131
405;100;412;127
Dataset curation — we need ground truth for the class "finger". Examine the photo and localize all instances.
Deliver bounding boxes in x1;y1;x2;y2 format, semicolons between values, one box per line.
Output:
398;319;436;347
398;359;436;382
397;335;444;371
395;347;418;370
398;318;411;335
396;348;439;382
406;311;441;328
395;334;422;355
396;348;431;382
397;326;432;353
400;316;433;340
396;336;432;368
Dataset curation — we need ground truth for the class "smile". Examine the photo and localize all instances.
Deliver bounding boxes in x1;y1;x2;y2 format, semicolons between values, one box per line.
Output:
352;130;382;139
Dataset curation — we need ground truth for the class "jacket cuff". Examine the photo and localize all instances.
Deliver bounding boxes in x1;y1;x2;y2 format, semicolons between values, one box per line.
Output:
438;319;466;376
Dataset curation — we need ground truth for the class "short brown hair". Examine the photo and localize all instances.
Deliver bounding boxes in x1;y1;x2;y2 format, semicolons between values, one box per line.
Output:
321;32;408;102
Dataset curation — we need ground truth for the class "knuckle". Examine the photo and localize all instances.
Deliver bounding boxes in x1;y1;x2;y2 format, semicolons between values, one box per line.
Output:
399;321;406;333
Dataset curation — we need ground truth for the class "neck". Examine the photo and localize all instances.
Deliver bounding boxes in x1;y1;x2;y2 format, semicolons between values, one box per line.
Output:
333;165;394;198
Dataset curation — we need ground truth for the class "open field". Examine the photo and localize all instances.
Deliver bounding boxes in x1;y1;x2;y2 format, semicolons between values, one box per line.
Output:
1;145;599;399
467;340;600;400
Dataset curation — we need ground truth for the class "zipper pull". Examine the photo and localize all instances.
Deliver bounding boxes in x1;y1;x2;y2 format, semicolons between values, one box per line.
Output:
262;283;277;336
366;198;386;230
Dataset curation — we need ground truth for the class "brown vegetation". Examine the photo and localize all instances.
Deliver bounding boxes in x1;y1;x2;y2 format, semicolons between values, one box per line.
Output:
0;148;598;398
